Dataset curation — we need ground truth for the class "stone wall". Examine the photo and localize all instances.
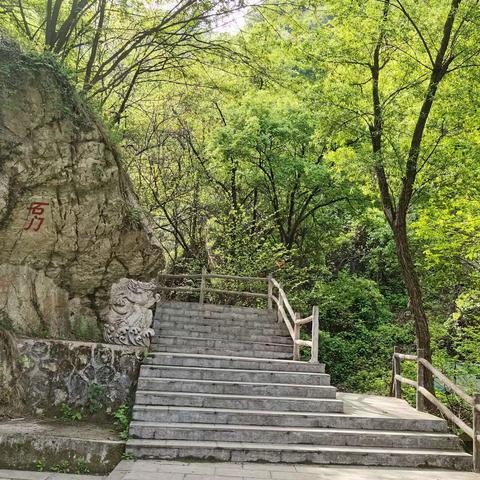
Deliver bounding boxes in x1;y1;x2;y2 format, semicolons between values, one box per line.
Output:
0;330;21;412
14;337;144;416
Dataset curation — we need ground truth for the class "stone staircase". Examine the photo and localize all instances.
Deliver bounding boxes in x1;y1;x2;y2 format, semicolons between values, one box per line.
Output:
126;301;472;470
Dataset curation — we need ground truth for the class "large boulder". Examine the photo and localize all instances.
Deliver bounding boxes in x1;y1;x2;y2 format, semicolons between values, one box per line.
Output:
0;38;163;339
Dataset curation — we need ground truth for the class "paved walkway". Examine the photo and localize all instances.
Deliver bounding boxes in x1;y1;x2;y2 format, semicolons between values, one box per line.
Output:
0;471;104;480
107;460;480;479
1;462;479;479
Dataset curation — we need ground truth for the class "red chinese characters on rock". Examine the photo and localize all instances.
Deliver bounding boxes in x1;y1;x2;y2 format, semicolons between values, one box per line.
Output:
24;201;49;232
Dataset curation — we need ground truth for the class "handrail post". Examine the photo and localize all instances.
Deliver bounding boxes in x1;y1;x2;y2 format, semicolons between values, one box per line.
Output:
416;348;426;412
267;274;273;310
393;346;402;399
277;283;284;323
199;267;206;305
293;313;300;361
473;393;480;472
310;306;319;364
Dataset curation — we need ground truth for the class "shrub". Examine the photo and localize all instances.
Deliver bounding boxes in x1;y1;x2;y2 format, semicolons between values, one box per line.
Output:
313;273;414;393
113;404;132;440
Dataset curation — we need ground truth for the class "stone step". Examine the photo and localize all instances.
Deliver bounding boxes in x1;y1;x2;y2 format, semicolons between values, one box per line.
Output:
125;439;472;469
155;311;275;323
156;311;276;321
144;353;325;373
155;302;276;319
156;308;275;320
155;322;289;338
137;377;337;398
128;422;461;450
154;328;292;345
132;406;449;432
151;345;293;359
153;336;292;354
139;364;329;384
155;308;276;318
154;314;286;332
134;391;344;413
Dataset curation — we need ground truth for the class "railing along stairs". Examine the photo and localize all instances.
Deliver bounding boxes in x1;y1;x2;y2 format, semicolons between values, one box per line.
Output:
158;268;319;364
392;347;480;472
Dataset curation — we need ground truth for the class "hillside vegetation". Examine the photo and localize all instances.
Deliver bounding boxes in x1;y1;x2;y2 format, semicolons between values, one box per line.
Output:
1;1;479;400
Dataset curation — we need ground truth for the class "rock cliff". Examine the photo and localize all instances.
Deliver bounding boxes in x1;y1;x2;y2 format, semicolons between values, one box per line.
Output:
0;38;163;339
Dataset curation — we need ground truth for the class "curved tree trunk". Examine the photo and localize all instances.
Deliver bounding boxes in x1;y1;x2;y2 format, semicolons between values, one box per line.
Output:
393;218;434;395
368;0;462;399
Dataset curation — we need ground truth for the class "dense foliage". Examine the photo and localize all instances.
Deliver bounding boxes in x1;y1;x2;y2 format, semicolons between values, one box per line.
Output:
2;0;479;396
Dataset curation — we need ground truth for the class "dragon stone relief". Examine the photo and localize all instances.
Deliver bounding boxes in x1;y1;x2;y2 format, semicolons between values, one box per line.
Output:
103;278;159;346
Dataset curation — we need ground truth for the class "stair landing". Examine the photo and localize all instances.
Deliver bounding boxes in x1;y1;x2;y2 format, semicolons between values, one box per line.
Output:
340;392;457;428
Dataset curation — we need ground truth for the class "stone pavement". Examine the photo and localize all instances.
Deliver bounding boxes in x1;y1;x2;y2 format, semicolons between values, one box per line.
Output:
107;460;480;479
0;471;105;480
1;462;479;480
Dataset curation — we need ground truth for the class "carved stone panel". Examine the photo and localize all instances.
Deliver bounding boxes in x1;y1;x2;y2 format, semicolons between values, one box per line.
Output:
103;278;158;346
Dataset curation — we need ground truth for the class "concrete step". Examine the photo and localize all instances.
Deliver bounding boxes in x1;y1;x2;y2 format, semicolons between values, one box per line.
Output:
154;314;286;333
156;302;276;317
153;336;292;354
132;406;449;432
128;422;461;450
139;364;329;384
151;345;293;359
125;439;472;469
144;353;325;373
134;391;344;413
155;310;274;321
155;309;275;320
154;309;282;331
155;321;288;338
137;377;337;398
154;328;292;345
157;301;273;315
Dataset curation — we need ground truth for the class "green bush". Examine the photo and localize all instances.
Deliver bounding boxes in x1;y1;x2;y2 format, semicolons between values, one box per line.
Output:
314;273;414;393
449;289;480;364
314;272;393;333
60;403;82;421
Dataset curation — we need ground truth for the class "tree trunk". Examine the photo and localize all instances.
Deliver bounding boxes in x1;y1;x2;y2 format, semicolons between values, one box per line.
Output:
370;0;462;401
393;216;434;395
